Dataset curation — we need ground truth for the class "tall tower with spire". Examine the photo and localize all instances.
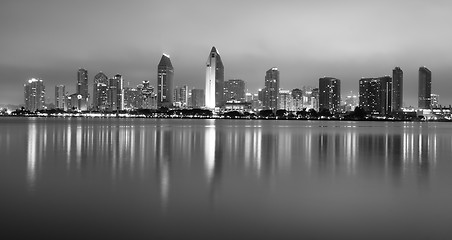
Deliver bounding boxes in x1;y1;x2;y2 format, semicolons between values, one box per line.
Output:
205;46;224;109
157;54;174;108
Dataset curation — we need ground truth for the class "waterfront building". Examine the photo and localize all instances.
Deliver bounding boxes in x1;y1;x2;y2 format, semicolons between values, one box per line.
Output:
359;76;392;115
77;68;89;99
140;80;157;109
173;85;188;108
311;88;319;111
191;89;205;108
392;67;403;111
24;78;45;112
319;77;341;113
279;89;293;111
291;88;303;111
344;92;359;112
263;68;279;110
224;79;245;102
157;54;174;108
431;94;439;108
108;74;124;111
418;66;432;109
55;85;66;109
92;72;109;111
205;47;224;109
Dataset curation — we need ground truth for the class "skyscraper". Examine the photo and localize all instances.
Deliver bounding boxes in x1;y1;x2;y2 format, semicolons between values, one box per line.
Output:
55;85;66;109
205;46;224;109
392;67;403;111
224;79;245;102
108;74;124;111
77;68;89;98
418;66;432;109
92;72;109;111
263;68;279;110
24;78;45;112
292;88;303;111
318;77;341;113
359;76;392;115
157;54;174;108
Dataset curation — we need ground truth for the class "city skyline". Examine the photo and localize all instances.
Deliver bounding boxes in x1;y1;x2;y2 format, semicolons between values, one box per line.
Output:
1;0;452;106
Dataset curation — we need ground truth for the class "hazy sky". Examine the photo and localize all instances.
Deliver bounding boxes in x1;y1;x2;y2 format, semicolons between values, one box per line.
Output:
1;0;452;106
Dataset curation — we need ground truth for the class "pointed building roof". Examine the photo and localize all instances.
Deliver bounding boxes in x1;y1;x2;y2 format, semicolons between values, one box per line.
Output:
158;54;173;69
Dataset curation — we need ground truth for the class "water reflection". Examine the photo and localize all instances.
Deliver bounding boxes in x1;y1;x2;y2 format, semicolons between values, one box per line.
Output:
21;119;446;196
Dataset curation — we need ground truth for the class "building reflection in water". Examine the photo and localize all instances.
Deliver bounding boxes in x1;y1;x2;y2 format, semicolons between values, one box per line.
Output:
23;120;446;198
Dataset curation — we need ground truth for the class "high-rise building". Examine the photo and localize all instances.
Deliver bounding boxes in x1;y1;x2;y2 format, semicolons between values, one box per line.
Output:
418;66;432;109
359;76;392;115
92;72;109;111
174;85;189;108
108;74;124;111
311;88;319;111
157;54;174;108
191;89;205;108
319;77;341;113
279;89;293;111
124;87;141;110
205;46;224;109
77;68;89;98
431;94;439;108
24;78;45;112
141;80;157;109
263;68;279;110
224;79;245;102
55;85;66;109
292;88;303;111
392;67;403;111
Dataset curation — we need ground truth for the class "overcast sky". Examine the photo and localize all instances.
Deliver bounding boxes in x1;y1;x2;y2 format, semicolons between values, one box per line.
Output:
1;0;452;106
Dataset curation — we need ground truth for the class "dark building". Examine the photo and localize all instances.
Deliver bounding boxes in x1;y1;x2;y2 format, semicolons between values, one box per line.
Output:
108;74;124;111
77;68;89;99
392;67;403;111
92;72;109;111
157;54;174;108
359;76;392;115
263;68;279;110
224;79;245;102
55;85;66;109
318;77;341;113
205;47;224;108
418;66;432;109
191;89;205;108
24;78;45;112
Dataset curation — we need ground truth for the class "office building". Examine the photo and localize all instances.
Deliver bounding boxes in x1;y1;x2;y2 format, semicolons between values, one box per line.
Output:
431;94;439;108
157;54;174;108
224;79;245;102
92;72;109;111
77;68;89;99
55;85;66;109
319;77;341;113
263;68;279;110
205;46;224;108
191;89;205;108
108;74;124;111
359;76;392;115
392;67;403;111
418;66;432;109
279;89;293;111
24;78;45;112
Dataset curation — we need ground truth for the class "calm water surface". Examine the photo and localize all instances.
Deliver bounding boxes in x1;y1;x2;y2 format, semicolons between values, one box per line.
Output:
1;117;452;239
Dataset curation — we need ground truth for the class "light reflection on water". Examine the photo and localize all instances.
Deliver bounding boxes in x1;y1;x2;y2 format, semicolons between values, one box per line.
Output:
2;118;452;239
